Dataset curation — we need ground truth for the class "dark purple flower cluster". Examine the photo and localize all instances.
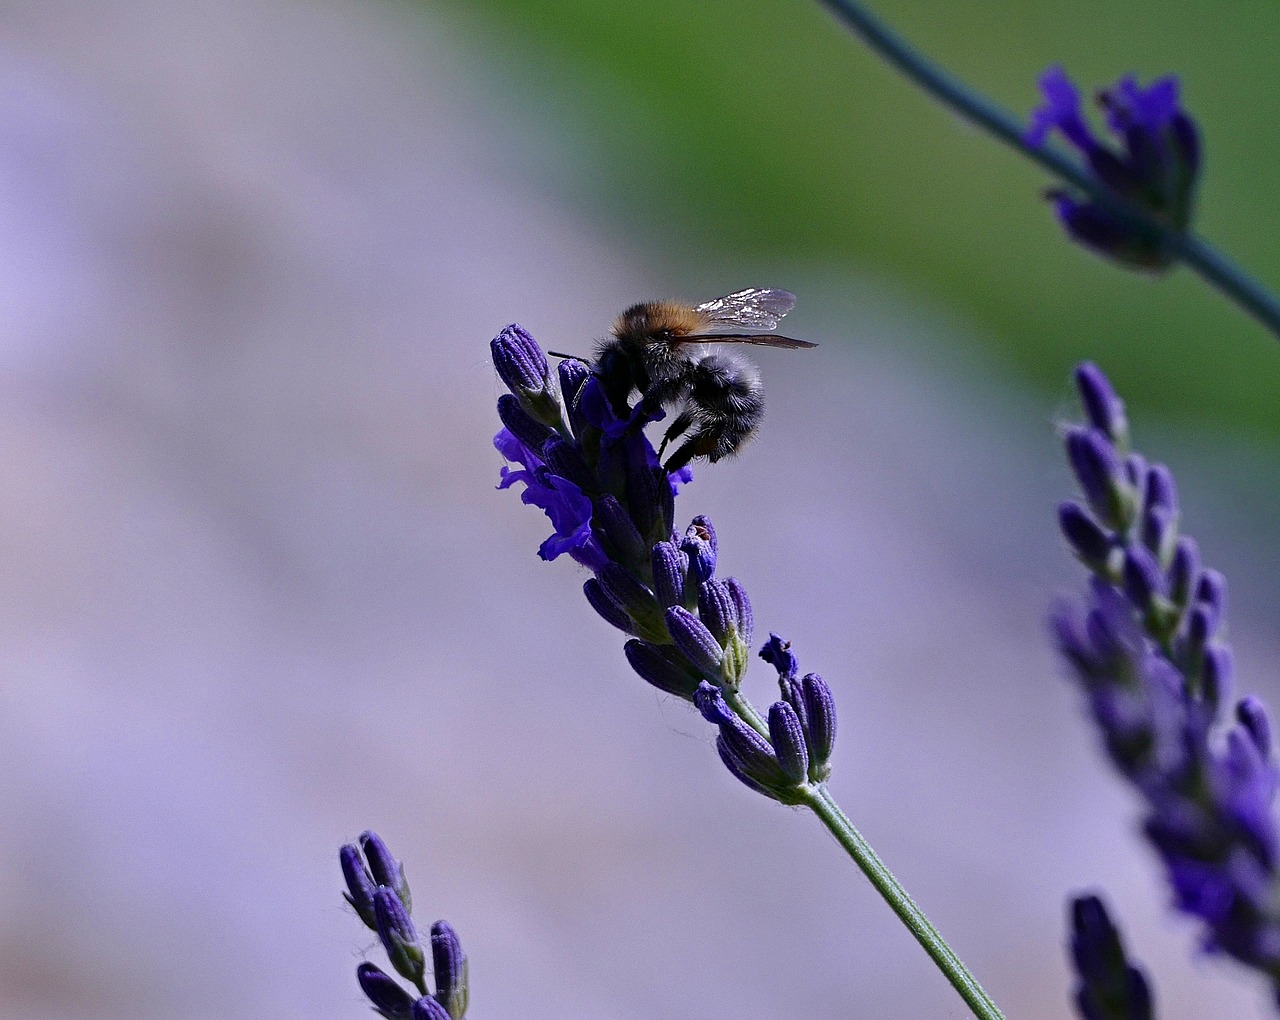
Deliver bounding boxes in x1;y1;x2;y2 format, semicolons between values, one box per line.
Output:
341;832;469;1020
492;325;836;799
1068;894;1153;1020
1053;363;1280;989
1026;67;1200;271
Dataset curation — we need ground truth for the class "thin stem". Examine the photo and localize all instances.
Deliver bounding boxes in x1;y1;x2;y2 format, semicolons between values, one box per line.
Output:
802;784;1007;1020
817;0;1280;343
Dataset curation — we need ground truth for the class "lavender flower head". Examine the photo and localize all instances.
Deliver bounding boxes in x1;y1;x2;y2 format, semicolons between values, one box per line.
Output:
1026;67;1200;270
491;324;837;799
1053;362;1280;992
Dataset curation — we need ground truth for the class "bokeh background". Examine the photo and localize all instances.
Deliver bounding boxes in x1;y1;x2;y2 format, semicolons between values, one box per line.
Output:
2;0;1278;1016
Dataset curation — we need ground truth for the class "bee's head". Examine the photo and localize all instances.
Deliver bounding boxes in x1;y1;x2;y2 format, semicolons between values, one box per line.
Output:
613;301;704;346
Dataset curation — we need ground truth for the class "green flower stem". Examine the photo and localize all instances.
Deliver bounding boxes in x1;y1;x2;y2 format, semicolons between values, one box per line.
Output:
801;783;1007;1020
817;0;1280;344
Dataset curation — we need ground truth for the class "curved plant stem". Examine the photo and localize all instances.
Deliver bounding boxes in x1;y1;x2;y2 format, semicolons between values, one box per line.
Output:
802;783;1007;1020
817;0;1280;343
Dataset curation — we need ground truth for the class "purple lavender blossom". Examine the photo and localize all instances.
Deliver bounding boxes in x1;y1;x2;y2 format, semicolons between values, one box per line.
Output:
1054;362;1280;991
341;832;471;1019
1026;67;1200;270
490;325;837;798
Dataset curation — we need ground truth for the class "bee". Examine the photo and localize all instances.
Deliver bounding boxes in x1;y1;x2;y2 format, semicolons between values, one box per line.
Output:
580;288;816;473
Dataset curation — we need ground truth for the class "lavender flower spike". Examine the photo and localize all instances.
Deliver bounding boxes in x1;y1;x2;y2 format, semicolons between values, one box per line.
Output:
1026;67;1200;270
1054;362;1280;994
1068;894;1154;1020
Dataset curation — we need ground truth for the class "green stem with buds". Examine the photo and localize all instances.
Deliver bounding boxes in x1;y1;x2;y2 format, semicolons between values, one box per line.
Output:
817;0;1280;344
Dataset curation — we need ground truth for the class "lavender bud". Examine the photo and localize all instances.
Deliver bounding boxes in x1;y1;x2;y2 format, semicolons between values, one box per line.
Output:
430;921;468;1019
1194;569;1228;629
624;448;667;543
361;831;411;914
768;701;810;786
597;563;665;640
1074;363;1129;446
1058;501;1111;568
623;639;703;700
374;888;426;988
723;577;753;643
1167;536;1200;607
1237;697;1273;758
558;357;592;438
698;579;740;645
357;963;415;1020
594;495;646;566
496;394;553;455
1123;452;1147;493
759;632;798;679
1202;645;1233;712
801;672;837;778
651;541;688;609
1140;505;1176;567
542;437;595;496
491;324;552;400
341;843;379;929
717;736;778;800
682;516;717;585
1066;426;1128;528
1122;545;1163;613
583;578;635;636
411;997;452;1020
666;607;723;675
1143;463;1178;517
1069;894;1153;1020
694;680;734;726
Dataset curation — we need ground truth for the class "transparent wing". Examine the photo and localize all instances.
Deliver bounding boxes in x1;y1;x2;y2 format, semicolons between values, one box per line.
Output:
694;288;796;330
680;332;817;349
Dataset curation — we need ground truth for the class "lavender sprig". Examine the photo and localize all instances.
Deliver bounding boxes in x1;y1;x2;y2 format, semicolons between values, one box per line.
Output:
1054;363;1280;994
813;0;1280;342
341;832;470;1020
491;325;1004;1019
1068;894;1154;1020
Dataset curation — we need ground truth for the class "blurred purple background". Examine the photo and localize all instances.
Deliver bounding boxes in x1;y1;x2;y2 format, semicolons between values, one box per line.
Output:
1;2;1277;1017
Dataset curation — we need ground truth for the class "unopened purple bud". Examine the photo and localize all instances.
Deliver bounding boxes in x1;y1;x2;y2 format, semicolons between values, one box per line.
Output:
717;736;778;800
1144;463;1178;517
651;541;687;609
1069;894;1153;1020
496;394;553;455
801;673;837;773
666;606;723;675
583;578;635;635
597;563;663;636
698;579;739;645
1194;569;1228;627
361;831;411;914
595;495;646;566
1075;363;1129;445
1066;426;1127;526
624;639;703;700
759;632;798;678
374;887;425;988
491;324;552;398
430;921;468;1019
357;962;415;1019
1167;536;1200;606
341;843;379;929
694;680;734;725
624;450;668;543
1122;545;1163;611
1237;697;1273;758
411;997;452;1020
1058;501;1111;567
768;701;810;786
1123;452;1147;493
542;437;595;495
682;517;717;585
558;357;592;438
1202;645;1234;712
723;578;753;643
1140;505;1176;567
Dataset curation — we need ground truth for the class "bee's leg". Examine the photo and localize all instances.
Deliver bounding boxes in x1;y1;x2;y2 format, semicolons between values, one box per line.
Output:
662;430;718;474
658;409;696;457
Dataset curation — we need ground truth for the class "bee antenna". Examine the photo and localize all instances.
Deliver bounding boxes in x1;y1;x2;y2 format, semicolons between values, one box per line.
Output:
546;350;586;361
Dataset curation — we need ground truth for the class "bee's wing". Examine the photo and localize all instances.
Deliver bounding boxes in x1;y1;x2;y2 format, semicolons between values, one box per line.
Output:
694;288;797;330
678;333;817;349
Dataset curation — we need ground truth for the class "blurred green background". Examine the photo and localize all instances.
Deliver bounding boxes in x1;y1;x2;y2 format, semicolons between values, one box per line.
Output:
429;0;1280;442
